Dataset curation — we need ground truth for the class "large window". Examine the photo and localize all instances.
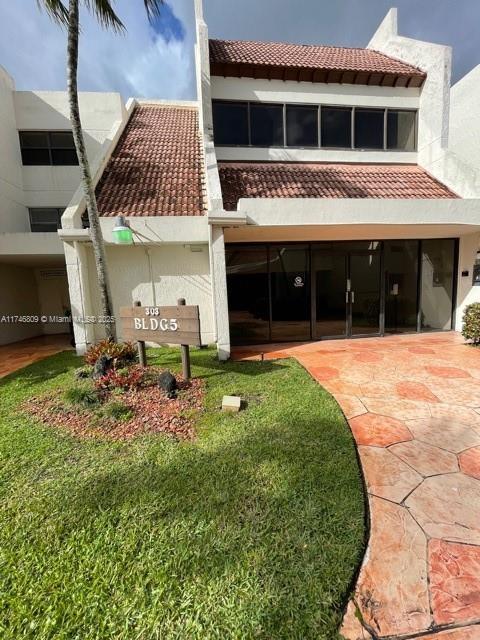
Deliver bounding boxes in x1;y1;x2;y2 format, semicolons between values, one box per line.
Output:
212;100;417;151
19;131;79;166
29;207;64;232
387;110;416;151
226;246;270;344
250;104;284;146
212;102;249;146
321;107;352;148
355;108;384;149
286;105;318;147
420;239;456;331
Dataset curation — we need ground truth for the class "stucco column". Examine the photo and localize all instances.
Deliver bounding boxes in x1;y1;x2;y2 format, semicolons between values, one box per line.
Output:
64;240;94;355
455;232;480;330
210;225;230;360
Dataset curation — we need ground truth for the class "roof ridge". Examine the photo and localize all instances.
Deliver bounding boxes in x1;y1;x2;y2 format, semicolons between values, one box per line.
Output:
209;37;373;53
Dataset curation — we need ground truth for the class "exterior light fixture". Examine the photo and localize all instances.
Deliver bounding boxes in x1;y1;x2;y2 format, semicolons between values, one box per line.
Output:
112;215;133;245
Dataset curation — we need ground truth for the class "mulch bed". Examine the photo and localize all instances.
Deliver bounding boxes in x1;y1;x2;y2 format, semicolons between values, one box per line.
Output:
24;376;205;441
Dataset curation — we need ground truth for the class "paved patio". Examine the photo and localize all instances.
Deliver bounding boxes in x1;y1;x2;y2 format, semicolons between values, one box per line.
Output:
0;334;73;379
232;332;480;640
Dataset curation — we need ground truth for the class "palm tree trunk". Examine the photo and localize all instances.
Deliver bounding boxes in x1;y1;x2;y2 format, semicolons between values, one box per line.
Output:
67;0;116;341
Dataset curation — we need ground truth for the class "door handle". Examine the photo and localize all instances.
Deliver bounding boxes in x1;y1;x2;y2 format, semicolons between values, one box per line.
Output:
351;291;355;304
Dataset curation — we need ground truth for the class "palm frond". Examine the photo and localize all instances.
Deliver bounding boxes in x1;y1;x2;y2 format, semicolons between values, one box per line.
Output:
83;0;125;32
143;0;164;23
36;0;69;26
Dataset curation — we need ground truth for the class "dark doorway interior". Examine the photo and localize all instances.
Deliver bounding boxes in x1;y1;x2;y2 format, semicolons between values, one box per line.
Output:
225;239;457;345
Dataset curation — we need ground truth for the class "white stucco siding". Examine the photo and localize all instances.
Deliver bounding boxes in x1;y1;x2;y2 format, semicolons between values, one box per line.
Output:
456;232;480;329
216;147;417;164
449;66;480;169
84;244;215;346
211;76;421;108
0;67;28;233
14;91;126;214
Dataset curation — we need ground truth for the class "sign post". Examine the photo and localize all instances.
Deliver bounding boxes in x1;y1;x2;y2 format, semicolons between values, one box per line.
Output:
120;301;201;381
134;300;147;367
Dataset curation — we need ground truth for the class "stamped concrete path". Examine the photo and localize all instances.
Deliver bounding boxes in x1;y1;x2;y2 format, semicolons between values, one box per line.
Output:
233;333;480;640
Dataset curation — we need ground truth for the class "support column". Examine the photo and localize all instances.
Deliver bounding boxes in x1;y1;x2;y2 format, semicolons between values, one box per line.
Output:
210;225;230;360
455;232;480;330
64;240;94;355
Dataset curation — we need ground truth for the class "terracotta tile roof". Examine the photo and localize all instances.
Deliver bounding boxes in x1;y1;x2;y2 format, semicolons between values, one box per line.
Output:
209;39;426;85
218;163;458;210
96;104;207;217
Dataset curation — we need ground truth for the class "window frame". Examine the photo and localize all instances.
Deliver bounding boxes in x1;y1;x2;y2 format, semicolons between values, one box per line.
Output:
19;130;79;166
211;99;418;152
28;207;64;233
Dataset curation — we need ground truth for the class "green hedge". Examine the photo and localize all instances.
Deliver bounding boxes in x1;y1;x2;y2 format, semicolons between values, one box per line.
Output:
462;302;480;344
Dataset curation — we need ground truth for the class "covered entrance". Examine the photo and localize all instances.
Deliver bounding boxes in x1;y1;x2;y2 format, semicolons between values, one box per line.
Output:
225;239;458;345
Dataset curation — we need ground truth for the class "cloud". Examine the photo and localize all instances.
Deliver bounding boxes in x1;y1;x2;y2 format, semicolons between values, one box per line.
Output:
0;0;196;100
1;0;479;101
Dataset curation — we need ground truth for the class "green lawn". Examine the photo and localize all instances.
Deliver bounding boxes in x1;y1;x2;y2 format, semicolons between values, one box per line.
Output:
0;348;365;640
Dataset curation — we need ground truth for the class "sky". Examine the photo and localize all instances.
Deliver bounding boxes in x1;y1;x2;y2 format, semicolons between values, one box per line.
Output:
0;0;479;100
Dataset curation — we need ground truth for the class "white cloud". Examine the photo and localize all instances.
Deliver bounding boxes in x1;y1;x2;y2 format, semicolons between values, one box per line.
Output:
0;0;196;100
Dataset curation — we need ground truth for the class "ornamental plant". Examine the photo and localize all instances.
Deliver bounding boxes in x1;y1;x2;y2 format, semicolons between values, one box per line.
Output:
462;302;480;344
84;340;137;367
94;366;145;392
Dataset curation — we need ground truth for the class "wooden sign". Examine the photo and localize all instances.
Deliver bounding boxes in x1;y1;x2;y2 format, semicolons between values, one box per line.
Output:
120;304;201;346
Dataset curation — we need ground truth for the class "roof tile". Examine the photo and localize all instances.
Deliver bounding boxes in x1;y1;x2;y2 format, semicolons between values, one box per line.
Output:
96;104;207;217
218;163;458;210
209;39;426;79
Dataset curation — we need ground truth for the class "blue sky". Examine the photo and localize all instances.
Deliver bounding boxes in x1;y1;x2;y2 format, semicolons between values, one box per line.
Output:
0;0;479;100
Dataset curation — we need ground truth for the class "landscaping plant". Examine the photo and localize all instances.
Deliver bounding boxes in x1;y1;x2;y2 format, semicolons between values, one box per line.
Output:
462;302;480;344
84;339;137;368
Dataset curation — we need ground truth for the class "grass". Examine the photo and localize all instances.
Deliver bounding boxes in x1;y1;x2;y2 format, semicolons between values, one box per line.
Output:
0;347;365;640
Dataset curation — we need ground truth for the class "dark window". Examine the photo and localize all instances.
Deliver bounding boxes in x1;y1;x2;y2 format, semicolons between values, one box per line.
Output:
387;110;416;151
29;208;63;232
226;245;270;344
354;108;384;149
250;103;284;146
212;102;249;145
321;107;352;148
19;131;79;166
286;105;318;147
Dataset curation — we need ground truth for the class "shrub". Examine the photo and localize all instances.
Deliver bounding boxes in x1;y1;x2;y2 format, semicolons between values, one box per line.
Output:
101;400;133;422
74;366;93;380
462;303;480;344
94;365;145;391
84;340;137;367
65;385;101;408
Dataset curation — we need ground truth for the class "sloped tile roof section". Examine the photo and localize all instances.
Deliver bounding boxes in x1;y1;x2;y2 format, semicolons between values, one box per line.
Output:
218;163;458;211
209;39;426;87
96;104;207;217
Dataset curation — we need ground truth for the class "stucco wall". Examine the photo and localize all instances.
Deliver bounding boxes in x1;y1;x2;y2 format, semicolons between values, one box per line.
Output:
449;66;480;169
84;244;215;346
14;91;125;211
0;263;41;344
0;67;27;233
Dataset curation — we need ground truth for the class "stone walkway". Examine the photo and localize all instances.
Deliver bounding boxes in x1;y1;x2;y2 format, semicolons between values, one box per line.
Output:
0;334;73;379
232;333;480;640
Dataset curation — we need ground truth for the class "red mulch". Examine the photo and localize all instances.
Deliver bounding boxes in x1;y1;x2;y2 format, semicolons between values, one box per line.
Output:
24;376;205;441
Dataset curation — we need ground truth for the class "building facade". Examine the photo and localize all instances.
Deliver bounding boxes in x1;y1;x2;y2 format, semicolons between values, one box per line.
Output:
2;2;480;358
0;64;125;345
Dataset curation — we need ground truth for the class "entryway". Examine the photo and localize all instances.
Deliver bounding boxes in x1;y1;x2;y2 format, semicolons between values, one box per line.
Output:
225;239;457;345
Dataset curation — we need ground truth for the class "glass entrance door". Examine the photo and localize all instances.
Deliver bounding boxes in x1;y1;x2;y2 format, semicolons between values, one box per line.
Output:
313;245;381;339
312;250;347;338
349;252;381;336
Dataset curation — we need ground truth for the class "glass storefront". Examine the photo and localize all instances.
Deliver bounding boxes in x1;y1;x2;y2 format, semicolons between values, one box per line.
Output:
226;239;458;345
